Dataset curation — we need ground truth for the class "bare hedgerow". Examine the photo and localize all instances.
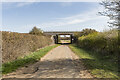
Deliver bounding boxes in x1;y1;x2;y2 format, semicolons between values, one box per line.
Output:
2;31;52;63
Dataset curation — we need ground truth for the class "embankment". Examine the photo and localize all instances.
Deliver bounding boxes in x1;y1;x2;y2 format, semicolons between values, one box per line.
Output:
71;29;119;78
2;31;53;63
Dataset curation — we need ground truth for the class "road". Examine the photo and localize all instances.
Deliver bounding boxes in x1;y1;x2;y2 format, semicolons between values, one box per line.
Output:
60;40;71;43
3;45;92;78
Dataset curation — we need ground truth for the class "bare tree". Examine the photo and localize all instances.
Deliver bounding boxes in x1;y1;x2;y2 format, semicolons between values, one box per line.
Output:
99;0;120;29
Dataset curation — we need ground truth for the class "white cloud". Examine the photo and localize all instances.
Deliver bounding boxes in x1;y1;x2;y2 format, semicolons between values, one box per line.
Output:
40;6;108;27
2;0;102;2
60;2;72;7
16;2;34;7
3;2;35;8
36;6;109;31
66;19;85;24
2;0;37;2
56;6;104;20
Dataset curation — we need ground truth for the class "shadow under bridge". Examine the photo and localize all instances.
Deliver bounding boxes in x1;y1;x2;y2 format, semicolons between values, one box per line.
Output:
43;31;78;44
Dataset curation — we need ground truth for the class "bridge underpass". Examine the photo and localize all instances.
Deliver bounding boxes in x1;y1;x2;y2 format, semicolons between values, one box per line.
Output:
53;34;73;44
43;31;78;44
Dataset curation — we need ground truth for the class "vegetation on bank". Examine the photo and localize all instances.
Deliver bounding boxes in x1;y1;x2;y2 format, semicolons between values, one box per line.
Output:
2;30;52;63
71;29;119;78
74;28;97;39
2;45;59;74
29;26;43;36
77;30;118;58
69;44;119;79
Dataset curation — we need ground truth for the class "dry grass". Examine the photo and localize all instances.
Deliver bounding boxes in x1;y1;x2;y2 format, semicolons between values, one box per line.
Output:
2;44;58;74
2;31;52;63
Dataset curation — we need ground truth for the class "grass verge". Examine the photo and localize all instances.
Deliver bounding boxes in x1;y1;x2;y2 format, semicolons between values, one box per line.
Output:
2;44;59;74
69;44;119;79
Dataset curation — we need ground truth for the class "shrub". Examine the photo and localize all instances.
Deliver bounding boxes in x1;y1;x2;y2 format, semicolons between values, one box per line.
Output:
77;29;118;56
74;28;98;41
74;28;97;37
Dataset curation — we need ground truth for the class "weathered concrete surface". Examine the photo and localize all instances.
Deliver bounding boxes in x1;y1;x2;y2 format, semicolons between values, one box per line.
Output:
3;45;92;78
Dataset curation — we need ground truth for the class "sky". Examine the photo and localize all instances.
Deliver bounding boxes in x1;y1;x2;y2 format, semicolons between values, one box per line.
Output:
2;2;110;33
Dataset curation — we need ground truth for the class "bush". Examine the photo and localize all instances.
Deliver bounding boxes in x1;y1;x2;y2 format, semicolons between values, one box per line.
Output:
74;28;97;37
74;28;98;41
77;30;118;56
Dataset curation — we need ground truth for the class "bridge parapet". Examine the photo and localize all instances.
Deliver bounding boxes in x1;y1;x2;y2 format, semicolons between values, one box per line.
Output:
43;31;80;35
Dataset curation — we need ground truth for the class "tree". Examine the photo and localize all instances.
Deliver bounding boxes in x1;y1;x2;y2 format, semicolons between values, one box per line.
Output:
99;0;120;29
29;26;43;35
74;28;97;38
82;28;97;36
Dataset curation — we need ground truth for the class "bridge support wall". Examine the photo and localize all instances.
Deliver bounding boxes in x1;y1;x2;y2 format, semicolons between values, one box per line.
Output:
53;34;75;44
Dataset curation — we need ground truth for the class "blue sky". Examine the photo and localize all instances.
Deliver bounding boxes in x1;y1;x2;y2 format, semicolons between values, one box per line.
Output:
2;2;110;33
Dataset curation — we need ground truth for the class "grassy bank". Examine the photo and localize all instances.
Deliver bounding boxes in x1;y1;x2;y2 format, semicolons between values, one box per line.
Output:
69;44;119;79
77;30;118;58
2;44;59;74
